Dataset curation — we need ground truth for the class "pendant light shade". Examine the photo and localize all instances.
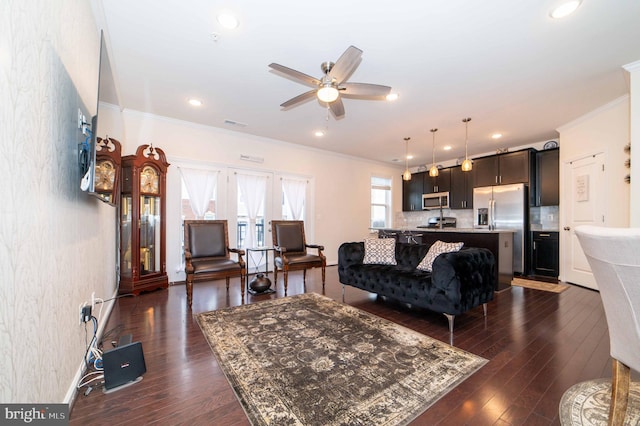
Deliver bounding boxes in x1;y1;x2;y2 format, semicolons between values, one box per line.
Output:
402;137;412;181
429;128;439;177
461;117;473;172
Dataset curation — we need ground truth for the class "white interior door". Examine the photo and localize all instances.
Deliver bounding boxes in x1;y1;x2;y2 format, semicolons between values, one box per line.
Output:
561;153;605;289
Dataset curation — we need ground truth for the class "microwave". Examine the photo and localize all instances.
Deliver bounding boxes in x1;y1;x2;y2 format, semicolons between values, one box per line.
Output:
422;192;449;210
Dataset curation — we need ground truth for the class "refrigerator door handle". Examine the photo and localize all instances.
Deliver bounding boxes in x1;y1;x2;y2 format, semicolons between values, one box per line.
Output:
489;200;496;230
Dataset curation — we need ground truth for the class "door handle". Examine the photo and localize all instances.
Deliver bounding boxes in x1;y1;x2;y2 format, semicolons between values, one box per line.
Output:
563;226;571;231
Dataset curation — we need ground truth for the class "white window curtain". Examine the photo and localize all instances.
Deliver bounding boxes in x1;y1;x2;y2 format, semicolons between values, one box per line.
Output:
282;178;306;220
179;167;218;219
237;173;267;249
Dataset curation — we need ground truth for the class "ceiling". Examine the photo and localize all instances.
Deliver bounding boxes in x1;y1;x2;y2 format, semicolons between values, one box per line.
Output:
95;0;640;168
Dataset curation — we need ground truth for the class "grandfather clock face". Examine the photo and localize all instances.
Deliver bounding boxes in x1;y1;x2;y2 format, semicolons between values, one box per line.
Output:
95;159;116;192
140;165;159;194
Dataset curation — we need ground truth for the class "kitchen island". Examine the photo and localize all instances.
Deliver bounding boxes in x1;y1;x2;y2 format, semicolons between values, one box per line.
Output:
377;228;514;291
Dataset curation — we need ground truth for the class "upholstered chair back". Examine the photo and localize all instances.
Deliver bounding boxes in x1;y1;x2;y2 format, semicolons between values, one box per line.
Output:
186;221;229;259
272;221;306;255
575;225;640;371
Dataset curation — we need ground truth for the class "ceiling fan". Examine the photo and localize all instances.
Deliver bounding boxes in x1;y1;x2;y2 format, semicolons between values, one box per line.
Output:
268;45;392;119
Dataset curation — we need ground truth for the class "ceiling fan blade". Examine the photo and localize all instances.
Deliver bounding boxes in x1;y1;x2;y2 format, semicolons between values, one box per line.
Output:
328;46;363;84
269;63;321;87
329;97;345;119
280;90;317;109
340;82;392;99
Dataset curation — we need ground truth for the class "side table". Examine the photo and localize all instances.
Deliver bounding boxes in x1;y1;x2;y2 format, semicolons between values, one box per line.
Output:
246;247;276;295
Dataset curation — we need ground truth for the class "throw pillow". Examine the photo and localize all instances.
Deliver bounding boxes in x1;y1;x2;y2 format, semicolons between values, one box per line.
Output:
363;238;397;265
417;240;464;272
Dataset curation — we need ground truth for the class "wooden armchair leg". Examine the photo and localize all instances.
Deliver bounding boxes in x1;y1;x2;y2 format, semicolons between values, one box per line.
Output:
610;358;631;426
225;277;230;292
321;265;326;287
283;270;288;295
303;269;307;283
186;278;193;307
240;273;245;300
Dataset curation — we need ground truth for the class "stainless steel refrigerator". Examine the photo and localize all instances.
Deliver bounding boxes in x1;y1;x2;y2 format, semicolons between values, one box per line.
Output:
473;183;527;274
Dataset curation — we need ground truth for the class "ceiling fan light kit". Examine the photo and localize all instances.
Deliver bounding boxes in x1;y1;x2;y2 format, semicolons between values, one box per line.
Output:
269;45;391;120
461;117;473;172
317;84;339;103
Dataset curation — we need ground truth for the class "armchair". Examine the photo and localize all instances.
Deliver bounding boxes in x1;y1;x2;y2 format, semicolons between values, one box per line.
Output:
271;220;325;295
575;225;640;425
184;220;246;306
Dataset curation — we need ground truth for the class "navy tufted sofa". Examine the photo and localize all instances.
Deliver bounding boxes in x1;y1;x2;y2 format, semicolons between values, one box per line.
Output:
338;241;495;332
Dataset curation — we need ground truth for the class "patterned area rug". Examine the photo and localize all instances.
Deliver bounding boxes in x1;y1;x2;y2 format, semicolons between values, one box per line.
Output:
512;277;570;293
559;378;640;425
197;293;487;426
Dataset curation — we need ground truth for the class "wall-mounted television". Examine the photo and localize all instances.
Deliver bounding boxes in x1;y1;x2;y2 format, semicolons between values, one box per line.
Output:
79;30;119;205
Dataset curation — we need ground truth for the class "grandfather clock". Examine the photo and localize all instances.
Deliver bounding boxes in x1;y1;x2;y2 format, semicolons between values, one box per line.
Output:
119;144;170;295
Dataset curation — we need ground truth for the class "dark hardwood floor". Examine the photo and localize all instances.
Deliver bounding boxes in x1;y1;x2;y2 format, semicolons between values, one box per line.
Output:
70;266;614;425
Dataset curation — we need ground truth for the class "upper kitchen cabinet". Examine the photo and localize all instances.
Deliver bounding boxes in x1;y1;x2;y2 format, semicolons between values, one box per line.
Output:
473;149;535;187
535;148;559;206
449;166;473;209
402;171;425;211
423;167;451;194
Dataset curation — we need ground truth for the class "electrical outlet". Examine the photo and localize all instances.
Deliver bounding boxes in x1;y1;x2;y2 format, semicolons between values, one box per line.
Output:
80;304;92;323
91;292;96;311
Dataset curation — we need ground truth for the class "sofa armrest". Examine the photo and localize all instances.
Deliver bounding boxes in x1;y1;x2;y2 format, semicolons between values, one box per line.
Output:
338;242;365;270
431;247;496;312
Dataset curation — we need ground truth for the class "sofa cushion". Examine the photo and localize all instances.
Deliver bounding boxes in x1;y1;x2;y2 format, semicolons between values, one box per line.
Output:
363;238;397;265
417;240;464;272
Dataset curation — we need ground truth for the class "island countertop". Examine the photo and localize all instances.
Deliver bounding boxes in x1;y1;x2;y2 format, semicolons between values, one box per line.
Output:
374;227;516;234
374;227;514;291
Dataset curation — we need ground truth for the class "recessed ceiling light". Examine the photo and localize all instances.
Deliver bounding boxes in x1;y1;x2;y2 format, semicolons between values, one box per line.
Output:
314;130;325;137
443;145;452;151
217;12;239;29
188;98;203;107
386;93;399;101
407;155;414;160
550;1;581;19
492;133;503;139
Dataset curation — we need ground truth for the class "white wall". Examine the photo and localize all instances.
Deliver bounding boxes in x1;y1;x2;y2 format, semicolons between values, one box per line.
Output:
113;109;404;281
0;0;118;403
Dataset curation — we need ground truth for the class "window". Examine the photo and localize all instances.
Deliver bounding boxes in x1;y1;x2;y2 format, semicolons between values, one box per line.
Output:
371;176;392;228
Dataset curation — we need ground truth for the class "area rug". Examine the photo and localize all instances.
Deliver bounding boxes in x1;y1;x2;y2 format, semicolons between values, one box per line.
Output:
196;292;487;426
559;378;640;425
511;277;570;293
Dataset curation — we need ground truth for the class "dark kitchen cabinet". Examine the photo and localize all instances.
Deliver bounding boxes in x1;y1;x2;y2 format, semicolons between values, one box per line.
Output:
473;156;500;187
473;149;534;187
423;168;451;194
531;231;559;277
449;166;473;209
402;171;424;211
535;148;559;206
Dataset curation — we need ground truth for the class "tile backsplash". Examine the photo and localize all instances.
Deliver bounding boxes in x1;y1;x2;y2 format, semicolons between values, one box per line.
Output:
395;209;474;229
530;205;559;231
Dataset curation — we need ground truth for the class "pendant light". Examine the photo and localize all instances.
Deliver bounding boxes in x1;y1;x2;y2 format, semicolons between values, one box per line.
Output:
402;137;412;181
429;128;439;177
461;117;473;172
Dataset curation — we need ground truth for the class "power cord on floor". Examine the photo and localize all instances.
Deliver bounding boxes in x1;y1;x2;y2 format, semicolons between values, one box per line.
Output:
77;315;104;395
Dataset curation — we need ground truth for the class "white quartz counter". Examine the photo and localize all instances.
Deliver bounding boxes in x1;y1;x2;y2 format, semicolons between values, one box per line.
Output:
380;227;516;234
